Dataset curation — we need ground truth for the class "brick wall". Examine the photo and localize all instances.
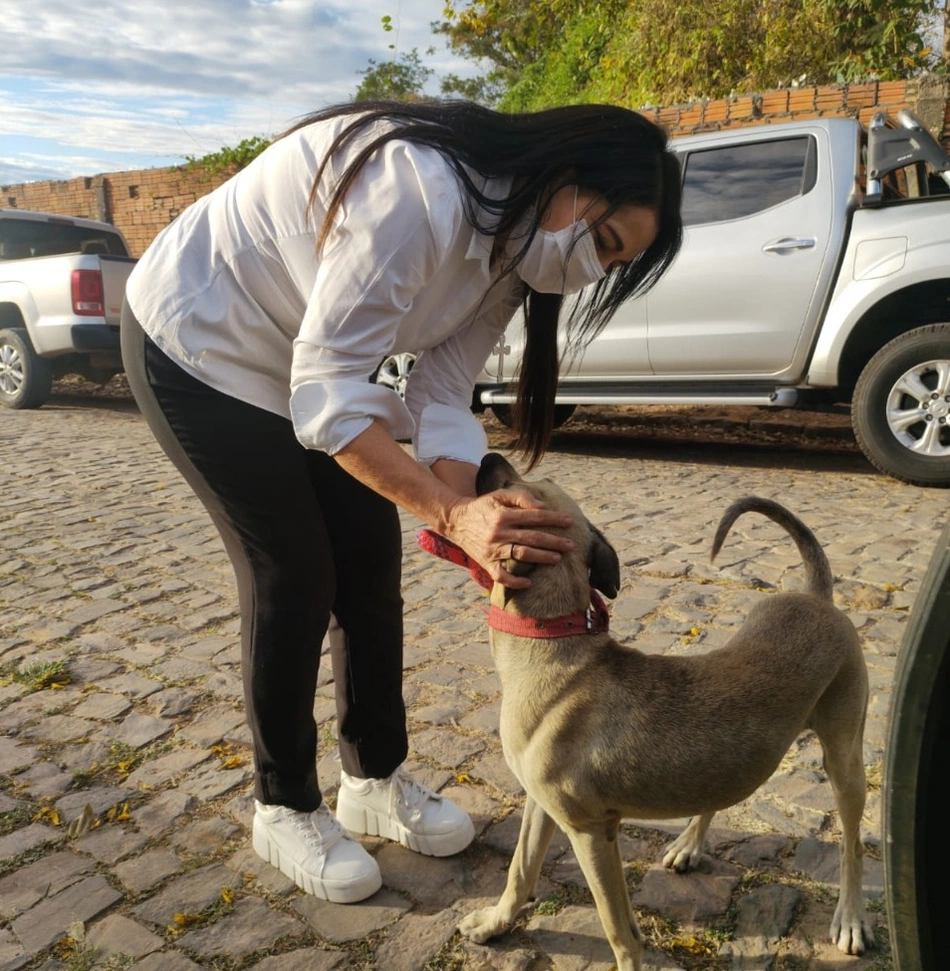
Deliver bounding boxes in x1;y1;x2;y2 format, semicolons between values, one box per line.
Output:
4;74;950;258
2;166;232;257
639;74;950;148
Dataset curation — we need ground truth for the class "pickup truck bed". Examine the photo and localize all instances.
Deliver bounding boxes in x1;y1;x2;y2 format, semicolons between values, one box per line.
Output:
0;209;136;409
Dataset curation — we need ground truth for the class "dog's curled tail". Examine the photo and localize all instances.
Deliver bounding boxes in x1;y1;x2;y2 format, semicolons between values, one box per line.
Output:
710;497;834;601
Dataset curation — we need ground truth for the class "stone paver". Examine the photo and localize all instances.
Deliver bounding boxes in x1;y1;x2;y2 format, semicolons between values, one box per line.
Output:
178;895;308;960
87;913;164;960
10;874;122;952
2;395;945;968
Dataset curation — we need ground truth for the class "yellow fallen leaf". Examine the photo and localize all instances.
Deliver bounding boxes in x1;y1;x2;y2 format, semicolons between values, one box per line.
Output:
455;773;472;784
220;756;244;769
173;912;201;927
221;888;235;904
33;805;61;826
54;937;77;959
115;802;132;822
670;935;713;955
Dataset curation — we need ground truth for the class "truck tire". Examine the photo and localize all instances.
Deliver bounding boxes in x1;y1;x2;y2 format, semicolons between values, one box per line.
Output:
490;403;577;430
0;328;53;410
851;323;950;487
884;520;949;971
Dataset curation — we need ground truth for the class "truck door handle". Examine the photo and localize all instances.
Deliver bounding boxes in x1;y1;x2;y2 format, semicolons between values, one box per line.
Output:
762;237;817;254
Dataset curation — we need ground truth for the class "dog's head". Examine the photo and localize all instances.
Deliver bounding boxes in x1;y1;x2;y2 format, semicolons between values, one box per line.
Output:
476;452;621;601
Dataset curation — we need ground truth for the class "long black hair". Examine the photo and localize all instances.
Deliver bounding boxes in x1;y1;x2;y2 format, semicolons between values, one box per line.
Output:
281;99;683;467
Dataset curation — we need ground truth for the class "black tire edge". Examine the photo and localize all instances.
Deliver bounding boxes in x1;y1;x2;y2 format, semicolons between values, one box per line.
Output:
884;521;950;971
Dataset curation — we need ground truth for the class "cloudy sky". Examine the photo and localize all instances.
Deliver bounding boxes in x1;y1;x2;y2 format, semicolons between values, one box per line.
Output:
0;0;473;186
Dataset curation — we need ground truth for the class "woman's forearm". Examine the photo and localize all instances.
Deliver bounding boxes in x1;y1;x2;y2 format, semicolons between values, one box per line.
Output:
334;421;462;535
430;458;478;498
333;420;574;586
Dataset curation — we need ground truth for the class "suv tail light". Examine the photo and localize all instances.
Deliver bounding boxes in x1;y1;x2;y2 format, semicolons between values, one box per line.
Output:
71;269;105;316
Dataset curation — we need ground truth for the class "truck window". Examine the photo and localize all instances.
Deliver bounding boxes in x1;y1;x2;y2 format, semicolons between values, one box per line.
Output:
0;218;128;260
680;136;814;226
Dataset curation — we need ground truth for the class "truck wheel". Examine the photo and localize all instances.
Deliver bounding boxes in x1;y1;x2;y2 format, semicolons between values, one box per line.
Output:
373;352;416;400
852;324;950;487
490;403;577;429
0;328;53;410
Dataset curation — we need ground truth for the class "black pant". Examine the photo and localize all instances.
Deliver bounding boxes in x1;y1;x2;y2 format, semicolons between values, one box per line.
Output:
120;303;408;811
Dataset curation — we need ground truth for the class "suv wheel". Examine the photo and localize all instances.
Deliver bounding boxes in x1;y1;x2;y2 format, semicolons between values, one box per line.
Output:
0;328;53;410
852;324;950;487
490;403;577;430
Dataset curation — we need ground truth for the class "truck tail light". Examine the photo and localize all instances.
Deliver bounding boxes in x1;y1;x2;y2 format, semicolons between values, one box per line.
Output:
71;269;105;316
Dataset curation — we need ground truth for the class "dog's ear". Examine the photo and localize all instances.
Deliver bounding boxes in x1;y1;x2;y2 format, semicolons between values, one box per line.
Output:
476;453;522;496
588;524;621;598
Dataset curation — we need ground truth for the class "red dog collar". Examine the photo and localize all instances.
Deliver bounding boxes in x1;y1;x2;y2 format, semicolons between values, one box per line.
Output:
416;529;610;638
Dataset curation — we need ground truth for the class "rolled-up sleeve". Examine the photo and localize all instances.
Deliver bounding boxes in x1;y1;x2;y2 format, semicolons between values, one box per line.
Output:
289;142;445;454
406;286;523;467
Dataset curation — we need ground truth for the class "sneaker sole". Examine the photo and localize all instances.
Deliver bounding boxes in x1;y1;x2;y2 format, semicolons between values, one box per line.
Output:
252;816;382;903
336;799;476;857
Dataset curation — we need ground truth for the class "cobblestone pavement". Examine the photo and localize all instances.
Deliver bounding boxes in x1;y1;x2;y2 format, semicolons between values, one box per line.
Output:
2;394;946;971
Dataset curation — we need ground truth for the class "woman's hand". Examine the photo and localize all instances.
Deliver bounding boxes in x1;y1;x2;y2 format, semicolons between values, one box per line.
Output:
444;489;574;589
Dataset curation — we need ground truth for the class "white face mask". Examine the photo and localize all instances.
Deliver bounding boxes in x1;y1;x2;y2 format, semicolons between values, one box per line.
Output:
513;187;607;294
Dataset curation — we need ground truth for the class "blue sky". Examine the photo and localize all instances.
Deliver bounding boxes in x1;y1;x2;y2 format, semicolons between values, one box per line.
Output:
0;0;471;186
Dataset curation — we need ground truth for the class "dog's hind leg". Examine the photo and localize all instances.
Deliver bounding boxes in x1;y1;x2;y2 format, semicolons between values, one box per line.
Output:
566;815;643;971
809;664;875;954
661;813;714;872
458;795;556;944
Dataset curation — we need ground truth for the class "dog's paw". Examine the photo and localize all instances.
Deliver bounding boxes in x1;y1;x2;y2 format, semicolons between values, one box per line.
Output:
458;907;510;944
830;905;875;955
661;835;703;872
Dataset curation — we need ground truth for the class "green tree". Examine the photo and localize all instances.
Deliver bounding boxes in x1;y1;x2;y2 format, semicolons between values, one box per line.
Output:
354;47;434;101
435;0;940;111
185;135;271;175
433;0;572;103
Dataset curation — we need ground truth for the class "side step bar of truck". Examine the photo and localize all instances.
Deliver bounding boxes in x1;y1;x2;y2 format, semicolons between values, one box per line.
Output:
479;385;800;408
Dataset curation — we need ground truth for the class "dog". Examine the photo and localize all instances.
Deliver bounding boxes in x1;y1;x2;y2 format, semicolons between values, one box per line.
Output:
457;453;873;971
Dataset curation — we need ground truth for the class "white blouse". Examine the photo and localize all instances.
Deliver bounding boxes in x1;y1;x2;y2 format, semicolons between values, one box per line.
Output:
125;114;524;467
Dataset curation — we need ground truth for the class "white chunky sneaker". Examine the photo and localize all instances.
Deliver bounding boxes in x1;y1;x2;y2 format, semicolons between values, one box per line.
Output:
336;766;476;857
252;800;382;903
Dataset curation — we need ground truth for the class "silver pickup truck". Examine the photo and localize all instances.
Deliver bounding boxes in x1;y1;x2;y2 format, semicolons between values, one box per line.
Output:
0;209;136;409
470;110;950;487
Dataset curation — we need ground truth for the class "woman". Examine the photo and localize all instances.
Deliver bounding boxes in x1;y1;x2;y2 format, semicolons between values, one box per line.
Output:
120;99;682;903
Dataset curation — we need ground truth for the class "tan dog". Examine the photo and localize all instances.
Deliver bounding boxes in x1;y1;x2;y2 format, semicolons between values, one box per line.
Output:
458;453;873;971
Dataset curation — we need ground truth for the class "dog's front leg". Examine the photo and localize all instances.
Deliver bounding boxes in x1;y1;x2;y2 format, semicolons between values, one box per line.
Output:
458;795;556;944
566;817;643;971
661;813;714;872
